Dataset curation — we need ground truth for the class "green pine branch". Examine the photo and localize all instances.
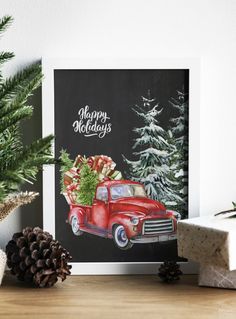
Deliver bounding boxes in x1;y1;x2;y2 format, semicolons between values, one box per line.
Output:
0;52;14;66
0;62;41;104
0;126;22;163
0;135;54;173
0;15;55;203
0;70;42;118
0;105;33;133
0;131;55;202
0;16;13;35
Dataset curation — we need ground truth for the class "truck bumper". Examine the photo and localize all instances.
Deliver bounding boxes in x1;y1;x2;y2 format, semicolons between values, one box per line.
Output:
130;234;177;244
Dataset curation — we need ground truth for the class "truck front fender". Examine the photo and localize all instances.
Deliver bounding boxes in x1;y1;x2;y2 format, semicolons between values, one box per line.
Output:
108;212;142;239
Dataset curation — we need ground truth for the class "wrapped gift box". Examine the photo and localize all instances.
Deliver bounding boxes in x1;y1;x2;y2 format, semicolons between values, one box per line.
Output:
177;215;236;271
199;264;236;289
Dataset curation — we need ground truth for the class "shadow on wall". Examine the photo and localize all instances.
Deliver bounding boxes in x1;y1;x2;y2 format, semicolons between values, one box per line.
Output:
20;86;43;229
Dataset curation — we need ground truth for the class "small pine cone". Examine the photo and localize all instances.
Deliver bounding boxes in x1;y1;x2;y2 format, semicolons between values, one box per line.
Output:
6;227;72;288
158;261;182;283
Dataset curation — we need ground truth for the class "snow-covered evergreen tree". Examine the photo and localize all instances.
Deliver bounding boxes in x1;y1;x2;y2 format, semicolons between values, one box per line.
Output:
169;89;188;217
123;91;183;210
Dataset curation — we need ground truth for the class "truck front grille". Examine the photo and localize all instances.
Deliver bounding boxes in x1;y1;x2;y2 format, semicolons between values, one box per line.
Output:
143;219;173;235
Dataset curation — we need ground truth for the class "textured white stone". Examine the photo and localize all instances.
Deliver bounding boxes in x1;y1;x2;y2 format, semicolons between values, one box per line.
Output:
199;264;236;289
177;215;236;270
0;249;6;286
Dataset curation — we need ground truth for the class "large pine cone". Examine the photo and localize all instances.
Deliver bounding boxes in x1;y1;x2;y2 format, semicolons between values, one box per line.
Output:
6;227;72;288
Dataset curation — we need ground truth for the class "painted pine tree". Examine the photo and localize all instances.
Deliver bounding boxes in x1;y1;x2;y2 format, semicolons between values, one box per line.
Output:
169;89;188;217
77;163;99;206
123;91;182;210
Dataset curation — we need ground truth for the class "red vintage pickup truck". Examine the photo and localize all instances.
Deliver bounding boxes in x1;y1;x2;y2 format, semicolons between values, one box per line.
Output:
67;179;180;250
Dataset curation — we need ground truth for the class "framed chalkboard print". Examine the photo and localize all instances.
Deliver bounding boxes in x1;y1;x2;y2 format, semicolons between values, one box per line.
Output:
42;58;200;274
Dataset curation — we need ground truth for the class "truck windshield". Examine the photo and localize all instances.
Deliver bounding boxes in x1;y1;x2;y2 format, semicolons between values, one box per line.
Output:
110;184;147;200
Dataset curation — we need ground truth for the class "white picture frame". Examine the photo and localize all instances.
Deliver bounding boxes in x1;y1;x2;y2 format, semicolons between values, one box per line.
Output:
42;58;200;275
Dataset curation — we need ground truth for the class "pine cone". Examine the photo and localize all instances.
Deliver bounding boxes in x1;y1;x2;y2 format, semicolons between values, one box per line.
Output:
6;227;72;288
158;261;182;283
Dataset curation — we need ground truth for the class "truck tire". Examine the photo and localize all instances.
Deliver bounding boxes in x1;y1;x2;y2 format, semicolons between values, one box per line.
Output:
71;216;83;236
113;225;133;250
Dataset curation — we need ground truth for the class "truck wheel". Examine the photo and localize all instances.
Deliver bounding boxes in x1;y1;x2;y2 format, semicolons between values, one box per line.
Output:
71;216;83;236
113;225;133;250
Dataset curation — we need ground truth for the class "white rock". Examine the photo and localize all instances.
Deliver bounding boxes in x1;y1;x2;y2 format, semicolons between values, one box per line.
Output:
0;249;6;286
199;264;236;289
177;215;236;270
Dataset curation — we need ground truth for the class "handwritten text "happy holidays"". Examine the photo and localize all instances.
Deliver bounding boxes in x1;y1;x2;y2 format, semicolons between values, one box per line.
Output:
72;105;112;138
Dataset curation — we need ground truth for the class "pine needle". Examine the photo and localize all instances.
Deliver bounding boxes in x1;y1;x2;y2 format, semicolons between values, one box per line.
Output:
0;16;13;36
0;52;14;66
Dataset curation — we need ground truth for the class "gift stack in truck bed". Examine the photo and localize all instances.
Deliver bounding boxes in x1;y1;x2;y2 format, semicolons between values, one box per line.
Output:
177;210;236;289
63;154;122;205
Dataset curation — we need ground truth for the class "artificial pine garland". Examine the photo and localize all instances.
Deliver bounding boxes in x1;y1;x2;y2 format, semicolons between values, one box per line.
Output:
0;15;54;205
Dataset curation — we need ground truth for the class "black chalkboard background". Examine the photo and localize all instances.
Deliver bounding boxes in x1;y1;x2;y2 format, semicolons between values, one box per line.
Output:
54;69;189;262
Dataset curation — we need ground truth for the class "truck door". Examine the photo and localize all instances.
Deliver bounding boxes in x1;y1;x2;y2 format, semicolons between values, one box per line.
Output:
91;186;109;229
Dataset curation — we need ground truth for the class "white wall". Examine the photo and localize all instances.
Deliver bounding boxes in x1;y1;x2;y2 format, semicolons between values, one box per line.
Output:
0;0;235;247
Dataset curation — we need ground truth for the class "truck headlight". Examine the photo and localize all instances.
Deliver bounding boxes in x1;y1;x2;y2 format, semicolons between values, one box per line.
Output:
173;211;181;221
130;217;139;225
